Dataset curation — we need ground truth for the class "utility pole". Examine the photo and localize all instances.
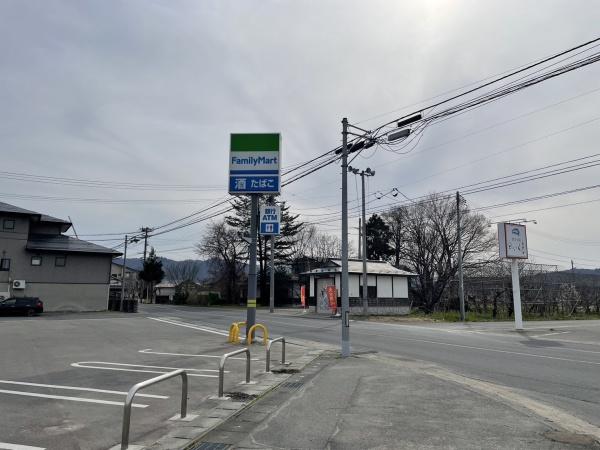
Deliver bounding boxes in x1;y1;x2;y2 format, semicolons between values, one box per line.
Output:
456;191;465;322
361;172;368;316
120;235;128;312
358;218;362;259
141;227;151;261
340;118;350;357
269;235;275;313
246;194;259;339
348;166;375;316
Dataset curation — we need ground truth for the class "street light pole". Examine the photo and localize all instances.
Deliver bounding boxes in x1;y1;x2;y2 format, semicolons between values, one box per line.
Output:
340;118;350;357
456;191;465;322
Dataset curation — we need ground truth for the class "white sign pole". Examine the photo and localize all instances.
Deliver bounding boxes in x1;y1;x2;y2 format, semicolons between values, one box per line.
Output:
510;259;524;330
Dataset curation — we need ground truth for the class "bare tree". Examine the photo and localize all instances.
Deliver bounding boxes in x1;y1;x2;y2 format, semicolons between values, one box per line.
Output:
165;261;201;285
196;220;246;304
383;206;407;268
398;194;495;313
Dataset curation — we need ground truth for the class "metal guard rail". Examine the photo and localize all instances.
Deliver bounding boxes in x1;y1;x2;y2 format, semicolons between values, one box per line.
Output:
219;347;251;397
266;337;286;372
121;369;188;449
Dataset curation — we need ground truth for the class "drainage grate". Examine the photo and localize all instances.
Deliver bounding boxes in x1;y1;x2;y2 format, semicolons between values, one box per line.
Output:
189;443;229;450
281;381;304;389
225;391;258;402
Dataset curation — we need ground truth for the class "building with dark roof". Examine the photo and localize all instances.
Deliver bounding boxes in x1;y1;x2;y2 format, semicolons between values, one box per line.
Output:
302;259;416;315
0;201;121;311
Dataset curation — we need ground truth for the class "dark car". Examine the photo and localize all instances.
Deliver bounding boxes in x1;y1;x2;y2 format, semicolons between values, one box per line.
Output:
0;297;44;316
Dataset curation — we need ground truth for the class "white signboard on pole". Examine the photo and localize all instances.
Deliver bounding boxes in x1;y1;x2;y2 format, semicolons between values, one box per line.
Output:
497;222;528;330
498;223;528;259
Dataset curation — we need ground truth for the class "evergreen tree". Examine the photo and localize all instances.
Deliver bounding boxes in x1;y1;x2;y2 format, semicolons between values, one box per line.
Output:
138;248;165;301
366;214;393;260
226;196;303;304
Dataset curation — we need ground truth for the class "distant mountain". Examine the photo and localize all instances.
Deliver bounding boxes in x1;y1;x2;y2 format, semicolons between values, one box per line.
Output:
114;257;212;282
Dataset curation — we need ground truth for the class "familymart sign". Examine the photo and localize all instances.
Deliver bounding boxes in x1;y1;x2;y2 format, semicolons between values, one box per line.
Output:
228;133;281;194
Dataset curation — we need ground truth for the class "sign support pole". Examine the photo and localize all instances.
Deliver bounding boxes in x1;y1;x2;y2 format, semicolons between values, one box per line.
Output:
120;235;128;312
510;259;524;330
269;235;275;313
246;194;259;339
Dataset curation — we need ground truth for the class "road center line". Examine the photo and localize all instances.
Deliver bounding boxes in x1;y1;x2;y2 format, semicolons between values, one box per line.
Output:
0;380;168;399
0;389;148;408
0;443;45;450
148;317;229;336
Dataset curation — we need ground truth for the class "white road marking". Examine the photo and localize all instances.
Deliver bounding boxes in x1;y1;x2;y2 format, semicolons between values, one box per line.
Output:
148;317;229;336
0;389;148;407
355;332;600;366
139;349;259;361
71;361;221;377
0;443;45;450
0;380;168;399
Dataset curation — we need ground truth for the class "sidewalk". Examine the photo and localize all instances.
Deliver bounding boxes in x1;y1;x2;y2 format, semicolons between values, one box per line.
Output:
190;352;599;449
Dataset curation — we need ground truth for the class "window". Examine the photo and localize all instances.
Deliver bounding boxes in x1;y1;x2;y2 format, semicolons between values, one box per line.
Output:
2;219;15;230
31;256;42;266
0;298;16;307
55;255;66;267
0;258;10;271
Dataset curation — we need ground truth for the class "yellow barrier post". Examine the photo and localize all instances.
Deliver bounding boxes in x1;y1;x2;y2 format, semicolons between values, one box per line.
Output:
247;323;269;345
228;322;247;344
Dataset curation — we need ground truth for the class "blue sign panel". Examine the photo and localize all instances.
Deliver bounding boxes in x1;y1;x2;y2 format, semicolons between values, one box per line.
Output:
260;222;280;235
229;175;279;194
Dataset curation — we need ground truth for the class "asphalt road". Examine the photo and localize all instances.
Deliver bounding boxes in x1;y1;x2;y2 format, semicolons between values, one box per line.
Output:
144;304;600;431
1;305;599;449
0;311;276;450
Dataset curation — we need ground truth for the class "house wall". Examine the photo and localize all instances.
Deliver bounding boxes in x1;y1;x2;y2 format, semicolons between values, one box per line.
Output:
393;277;408;298
0;214;113;310
377;276;393;298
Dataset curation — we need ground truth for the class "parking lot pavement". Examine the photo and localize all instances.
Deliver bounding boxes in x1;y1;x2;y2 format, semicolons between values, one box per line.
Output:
0;312;321;450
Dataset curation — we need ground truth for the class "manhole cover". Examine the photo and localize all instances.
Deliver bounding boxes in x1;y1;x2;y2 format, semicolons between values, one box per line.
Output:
225;392;258;402
189;442;229;450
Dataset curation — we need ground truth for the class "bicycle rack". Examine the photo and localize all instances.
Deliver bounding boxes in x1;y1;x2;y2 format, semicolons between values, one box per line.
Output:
120;369;188;449
266;337;286;372
218;347;251;397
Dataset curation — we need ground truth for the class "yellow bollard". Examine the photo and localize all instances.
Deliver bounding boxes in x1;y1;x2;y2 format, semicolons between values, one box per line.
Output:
228;321;247;344
247;323;269;345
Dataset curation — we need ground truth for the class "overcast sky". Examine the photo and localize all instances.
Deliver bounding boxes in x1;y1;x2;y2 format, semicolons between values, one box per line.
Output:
1;0;600;269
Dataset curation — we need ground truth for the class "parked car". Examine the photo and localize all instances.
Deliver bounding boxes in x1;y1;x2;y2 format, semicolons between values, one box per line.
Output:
0;297;44;316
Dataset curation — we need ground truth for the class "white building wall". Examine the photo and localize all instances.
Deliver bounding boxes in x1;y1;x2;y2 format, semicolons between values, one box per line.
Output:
377;276;393;298
359;275;377;286
349;274;360;297
393;277;409;298
309;276;315;297
335;274;341;296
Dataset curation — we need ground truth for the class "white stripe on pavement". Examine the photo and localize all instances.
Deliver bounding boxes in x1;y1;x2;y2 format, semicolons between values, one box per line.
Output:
148;317;229;336
0;389;148;407
0;443;45;450
0;380;168;399
71;361;221;377
139;349;259;361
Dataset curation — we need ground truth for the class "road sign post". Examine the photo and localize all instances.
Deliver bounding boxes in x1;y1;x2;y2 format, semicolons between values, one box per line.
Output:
229;134;281;340
498;222;528;330
259;204;280;314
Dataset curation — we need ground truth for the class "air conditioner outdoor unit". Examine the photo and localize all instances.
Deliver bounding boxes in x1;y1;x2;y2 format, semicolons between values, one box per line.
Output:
12;280;26;290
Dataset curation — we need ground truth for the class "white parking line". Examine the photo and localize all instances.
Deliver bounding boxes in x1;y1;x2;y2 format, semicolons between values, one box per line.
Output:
0;380;168;399
139;348;260;361
0;389;148;407
148;317;229;336
71;361;222;377
0;443;45;450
